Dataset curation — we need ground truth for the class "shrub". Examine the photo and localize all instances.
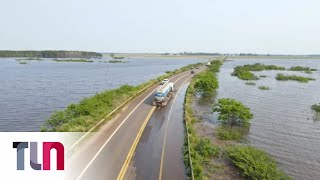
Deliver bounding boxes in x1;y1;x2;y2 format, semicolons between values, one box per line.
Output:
213;98;253;127
311;104;320;112
227;146;291;180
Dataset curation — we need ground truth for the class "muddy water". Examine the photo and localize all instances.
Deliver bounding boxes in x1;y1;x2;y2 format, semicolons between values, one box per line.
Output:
195;59;320;180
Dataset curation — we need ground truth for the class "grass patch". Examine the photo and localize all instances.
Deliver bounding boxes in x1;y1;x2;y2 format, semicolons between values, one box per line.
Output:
19;61;28;64
311;104;320;112
42;61;205;132
245;82;256;86
276;73;315;83
258;86;270;90
216;126;242;141
227;146;291;180
53;59;94;63
259;75;267;78
113;56;125;59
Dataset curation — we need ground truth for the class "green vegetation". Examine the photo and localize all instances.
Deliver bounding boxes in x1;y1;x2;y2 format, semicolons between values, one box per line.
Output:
232;63;285;80
288;66;317;72
16;57;43;61
216;126;242;141
53;59;94;63
227;146;291;180
260;75;267;78
184;59;224;179
258;86;270;90
113;56;125;59
0;50;102;58
245;82;256;85
213;98;253;127
42;61;204;132
108;60;128;63
194;60;222;95
311;104;320;112
232;66;258;80
19;61;27;64
276;73;315;83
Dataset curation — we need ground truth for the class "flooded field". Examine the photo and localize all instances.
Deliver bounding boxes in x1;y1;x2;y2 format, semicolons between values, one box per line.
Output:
194;59;320;180
0;57;206;131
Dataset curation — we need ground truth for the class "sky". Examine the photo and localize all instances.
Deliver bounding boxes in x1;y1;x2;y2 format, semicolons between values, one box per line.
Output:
0;0;319;54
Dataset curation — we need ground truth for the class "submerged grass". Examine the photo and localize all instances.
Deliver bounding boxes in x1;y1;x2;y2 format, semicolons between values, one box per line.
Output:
216;126;242;141
258;86;270;90
42;62;204;132
245;82;256;85
276;73;315;83
16;57;43;61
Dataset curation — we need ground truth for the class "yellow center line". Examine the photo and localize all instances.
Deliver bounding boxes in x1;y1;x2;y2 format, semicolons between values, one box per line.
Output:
117;106;156;180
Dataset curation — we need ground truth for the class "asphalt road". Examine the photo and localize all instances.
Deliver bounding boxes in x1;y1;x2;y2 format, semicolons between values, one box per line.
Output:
66;66;205;180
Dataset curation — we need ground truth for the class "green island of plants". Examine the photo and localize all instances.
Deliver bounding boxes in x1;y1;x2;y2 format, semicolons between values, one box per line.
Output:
260;75;267;78
19;61;28;64
41;62;204;132
53;59;94;63
232;63;285;80
311;104;320;112
227;146;291;180
288;66;317;74
276;73;315;83
258;86;270;90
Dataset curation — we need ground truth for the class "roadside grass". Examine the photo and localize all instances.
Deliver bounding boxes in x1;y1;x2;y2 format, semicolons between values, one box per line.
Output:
258;86;270;90
276;73;315;83
41;62;204;132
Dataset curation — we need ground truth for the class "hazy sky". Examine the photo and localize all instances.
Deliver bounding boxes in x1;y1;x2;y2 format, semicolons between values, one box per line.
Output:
0;0;319;54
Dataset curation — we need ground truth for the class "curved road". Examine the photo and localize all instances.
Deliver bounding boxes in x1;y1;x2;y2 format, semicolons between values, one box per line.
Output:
66;66;205;180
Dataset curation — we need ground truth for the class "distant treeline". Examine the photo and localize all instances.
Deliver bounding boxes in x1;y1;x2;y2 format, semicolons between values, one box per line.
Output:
0;50;102;58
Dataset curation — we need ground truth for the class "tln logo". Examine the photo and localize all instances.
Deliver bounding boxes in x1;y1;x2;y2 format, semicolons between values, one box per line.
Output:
13;142;64;170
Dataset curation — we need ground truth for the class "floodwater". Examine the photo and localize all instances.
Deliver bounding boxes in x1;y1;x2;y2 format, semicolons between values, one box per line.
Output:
196;59;320;180
0;57;206;131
